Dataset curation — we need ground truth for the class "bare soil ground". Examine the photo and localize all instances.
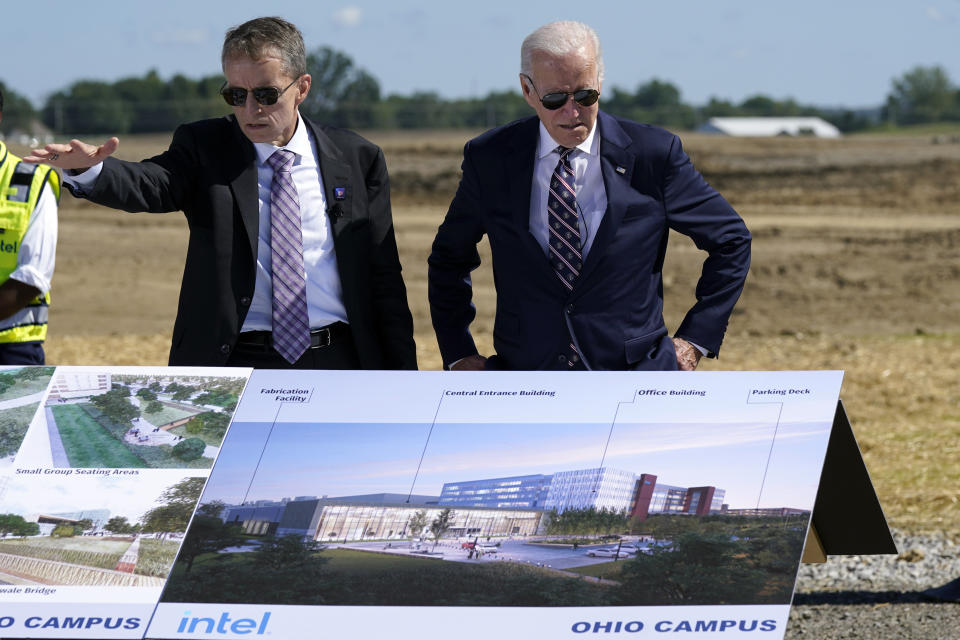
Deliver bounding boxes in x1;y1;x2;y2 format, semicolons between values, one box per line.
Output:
8;130;959;534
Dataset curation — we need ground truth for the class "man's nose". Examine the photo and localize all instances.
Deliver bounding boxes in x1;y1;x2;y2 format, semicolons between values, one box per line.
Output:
559;95;580;117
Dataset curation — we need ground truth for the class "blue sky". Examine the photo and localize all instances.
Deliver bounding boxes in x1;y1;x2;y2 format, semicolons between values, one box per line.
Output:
4;0;959;109
201;417;831;512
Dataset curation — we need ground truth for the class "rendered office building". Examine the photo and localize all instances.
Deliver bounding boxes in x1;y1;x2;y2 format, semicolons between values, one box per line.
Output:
441;467;644;514
543;468;638;513
438;468;726;520
438;474;552;509
631;473;726;521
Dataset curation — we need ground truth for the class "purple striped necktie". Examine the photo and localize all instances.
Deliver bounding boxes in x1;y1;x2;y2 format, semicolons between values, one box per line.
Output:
547;146;584;369
267;149;311;363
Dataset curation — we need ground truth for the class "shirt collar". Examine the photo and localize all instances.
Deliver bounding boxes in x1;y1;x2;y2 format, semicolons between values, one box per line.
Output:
536;120;600;160
254;111;311;165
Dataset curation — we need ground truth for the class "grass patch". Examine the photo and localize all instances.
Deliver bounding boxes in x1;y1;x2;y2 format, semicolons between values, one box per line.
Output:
0;402;41;458
852;122;960;137
51;404;147;468
141;404;200;428
76;403;211;469
0;537;129;570
168;424;221;448
0;367;54;402
569;560;629;579
135;538;181;578
123;441;212;469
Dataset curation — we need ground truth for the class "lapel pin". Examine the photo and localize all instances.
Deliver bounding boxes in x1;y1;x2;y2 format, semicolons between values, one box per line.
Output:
615;166;626;175
334;187;346;200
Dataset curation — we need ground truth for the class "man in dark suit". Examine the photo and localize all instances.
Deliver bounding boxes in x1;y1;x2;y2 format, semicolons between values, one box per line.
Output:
429;21;751;372
29;17;416;370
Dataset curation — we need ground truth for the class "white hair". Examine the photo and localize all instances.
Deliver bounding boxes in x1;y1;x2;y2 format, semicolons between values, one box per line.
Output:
520;21;604;84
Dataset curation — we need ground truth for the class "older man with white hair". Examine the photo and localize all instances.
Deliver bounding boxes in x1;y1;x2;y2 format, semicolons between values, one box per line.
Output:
429;20;751;372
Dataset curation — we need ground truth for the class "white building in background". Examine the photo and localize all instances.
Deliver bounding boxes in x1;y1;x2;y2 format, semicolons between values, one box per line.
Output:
697;117;842;138
47;372;112;401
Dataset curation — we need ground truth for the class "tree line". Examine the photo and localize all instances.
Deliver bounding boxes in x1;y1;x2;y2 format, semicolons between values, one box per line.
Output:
3;47;959;136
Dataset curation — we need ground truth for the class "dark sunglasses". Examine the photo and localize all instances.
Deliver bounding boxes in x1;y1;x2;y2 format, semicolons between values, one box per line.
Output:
523;74;600;110
220;77;299;107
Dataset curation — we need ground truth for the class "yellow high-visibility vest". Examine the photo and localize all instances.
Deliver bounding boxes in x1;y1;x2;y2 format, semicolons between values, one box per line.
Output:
0;141;60;343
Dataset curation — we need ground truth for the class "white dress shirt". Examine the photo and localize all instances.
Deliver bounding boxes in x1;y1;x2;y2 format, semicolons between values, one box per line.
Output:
528;121;607;258
526;121;707;358
64;111;348;332
9;183;57;294
243;113;347;331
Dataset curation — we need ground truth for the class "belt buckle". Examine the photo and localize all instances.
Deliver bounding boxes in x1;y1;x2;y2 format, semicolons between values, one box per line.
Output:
310;327;332;349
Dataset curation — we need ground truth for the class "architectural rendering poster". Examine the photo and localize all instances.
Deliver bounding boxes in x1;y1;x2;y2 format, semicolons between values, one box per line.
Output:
0;366;250;639
151;369;843;640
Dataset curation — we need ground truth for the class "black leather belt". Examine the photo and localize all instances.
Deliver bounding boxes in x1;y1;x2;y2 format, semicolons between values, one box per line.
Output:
237;322;351;351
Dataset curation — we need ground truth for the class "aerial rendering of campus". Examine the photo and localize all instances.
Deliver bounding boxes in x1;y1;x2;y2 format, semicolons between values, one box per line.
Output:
163;416;824;607
37;371;245;469
0;368;246;589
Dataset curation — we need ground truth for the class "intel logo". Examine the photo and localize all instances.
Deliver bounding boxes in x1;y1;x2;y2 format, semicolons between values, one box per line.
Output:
177;611;271;635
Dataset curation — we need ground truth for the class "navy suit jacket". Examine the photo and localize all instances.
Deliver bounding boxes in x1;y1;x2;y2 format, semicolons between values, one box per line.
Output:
68;115;417;369
428;111;751;371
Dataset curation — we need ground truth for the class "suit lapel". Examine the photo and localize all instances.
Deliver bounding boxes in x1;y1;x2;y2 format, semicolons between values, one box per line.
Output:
508;117;570;289
305;118;352;238
226;117;260;262
577;112;635;287
506;118;538;233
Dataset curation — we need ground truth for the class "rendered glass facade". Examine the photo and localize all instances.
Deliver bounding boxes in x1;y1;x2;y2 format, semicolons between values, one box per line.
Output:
439;474;553;509
647;485;726;515
313;504;543;542
544;467;637;513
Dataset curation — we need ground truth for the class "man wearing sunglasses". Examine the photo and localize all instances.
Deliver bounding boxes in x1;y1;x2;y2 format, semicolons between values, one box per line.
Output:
429;20;751;372
29;17;416;370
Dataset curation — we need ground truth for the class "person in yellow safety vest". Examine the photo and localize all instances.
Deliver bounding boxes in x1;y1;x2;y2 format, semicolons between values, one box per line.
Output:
0;88;59;365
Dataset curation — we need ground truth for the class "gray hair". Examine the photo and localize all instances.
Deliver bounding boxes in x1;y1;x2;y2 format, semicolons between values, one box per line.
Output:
520;21;604;84
222;16;307;79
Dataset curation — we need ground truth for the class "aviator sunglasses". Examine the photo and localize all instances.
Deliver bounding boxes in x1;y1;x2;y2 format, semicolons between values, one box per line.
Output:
220;77;299;107
522;74;600;110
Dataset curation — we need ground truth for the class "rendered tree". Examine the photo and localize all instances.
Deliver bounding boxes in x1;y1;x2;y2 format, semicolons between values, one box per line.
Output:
406;509;428;541
141;477;205;535
177;514;244;572
106;516;133;534
0;513;40;537
172;437;206;461
429;508;454;552
137;388;157;401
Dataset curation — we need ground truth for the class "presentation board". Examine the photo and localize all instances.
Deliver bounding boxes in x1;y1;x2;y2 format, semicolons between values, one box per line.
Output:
0;368;847;639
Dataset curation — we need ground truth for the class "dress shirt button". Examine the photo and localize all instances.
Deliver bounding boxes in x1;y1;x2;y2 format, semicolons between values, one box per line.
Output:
566;304;575;314
240;296;251;306
557;354;567;364
220;344;231;355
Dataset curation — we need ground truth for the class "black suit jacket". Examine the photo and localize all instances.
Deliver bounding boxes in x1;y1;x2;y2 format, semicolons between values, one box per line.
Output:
428;112;751;371
69;115;416;369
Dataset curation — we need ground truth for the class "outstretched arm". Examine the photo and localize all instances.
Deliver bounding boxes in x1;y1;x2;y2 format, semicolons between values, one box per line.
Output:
25;138;120;173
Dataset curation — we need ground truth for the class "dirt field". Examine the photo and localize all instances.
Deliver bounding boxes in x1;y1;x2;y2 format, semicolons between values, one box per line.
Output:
7;130;959;535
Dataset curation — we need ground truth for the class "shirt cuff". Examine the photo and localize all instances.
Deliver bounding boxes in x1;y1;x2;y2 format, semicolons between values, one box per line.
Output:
62;162;103;188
